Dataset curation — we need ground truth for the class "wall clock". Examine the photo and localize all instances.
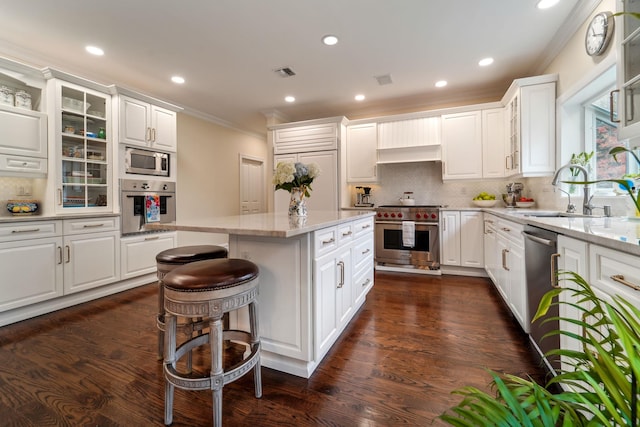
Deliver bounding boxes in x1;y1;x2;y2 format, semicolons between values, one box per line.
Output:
585;11;614;56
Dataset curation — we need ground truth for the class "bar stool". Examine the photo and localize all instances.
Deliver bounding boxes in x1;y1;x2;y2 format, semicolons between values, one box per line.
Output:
162;258;262;426
156;245;228;360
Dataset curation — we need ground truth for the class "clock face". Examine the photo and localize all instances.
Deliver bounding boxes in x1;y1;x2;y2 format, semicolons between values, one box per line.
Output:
585;12;613;56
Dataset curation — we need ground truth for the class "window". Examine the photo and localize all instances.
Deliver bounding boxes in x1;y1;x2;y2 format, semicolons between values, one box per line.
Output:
584;89;637;195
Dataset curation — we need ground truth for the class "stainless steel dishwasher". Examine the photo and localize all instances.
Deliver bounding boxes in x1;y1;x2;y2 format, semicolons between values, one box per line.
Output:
522;225;560;374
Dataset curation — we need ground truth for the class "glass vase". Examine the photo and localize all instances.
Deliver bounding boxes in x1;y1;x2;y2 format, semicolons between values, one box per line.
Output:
288;187;308;217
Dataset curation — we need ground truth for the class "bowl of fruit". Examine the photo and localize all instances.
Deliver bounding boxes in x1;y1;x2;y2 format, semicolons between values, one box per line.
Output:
515;197;535;208
472;192;497;207
6;199;39;216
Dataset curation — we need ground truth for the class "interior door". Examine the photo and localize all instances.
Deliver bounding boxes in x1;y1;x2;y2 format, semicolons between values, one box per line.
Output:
240;155;265;214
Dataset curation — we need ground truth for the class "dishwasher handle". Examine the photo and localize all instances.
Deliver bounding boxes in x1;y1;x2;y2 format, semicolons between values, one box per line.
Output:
522;231;556;247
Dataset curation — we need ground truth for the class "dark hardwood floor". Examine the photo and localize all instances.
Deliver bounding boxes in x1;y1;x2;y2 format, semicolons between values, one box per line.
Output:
0;271;549;426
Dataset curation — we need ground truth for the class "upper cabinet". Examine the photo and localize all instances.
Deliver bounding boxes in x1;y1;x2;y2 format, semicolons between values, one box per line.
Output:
617;0;640;140
272;119;341;154
441;111;482;180
46;76;113;214
346;122;377;183
118;94;178;152
482;108;506;178
0;60;48;177
503;75;557;177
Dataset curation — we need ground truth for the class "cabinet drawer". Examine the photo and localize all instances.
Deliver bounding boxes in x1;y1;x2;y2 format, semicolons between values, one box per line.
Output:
497;219;523;245
0;154;48;176
589;245;640;305
0;220;61;242
314;226;338;257
353;235;374;268
337;223;354;246
353;216;374;237
63;216;119;235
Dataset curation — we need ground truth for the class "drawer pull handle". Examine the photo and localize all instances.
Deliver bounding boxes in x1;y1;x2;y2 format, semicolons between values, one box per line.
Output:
337;261;345;288
11;228;41;233
550;253;561;288
83;223;105;228
342;231;352;237
362;248;370;255
611;274;640;291
502;227;511;232
145;236;160;241
362;278;371;287
361;224;371;229
322;237;335;245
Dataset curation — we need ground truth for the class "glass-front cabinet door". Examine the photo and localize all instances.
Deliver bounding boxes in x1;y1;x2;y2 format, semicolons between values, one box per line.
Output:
619;0;640;139
53;80;112;212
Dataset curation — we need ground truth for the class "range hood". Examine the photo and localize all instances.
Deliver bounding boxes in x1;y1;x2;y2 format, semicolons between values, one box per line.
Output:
376;145;441;164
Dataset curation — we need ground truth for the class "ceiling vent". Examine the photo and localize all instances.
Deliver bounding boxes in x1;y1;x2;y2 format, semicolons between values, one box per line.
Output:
274;67;296;78
374;74;393;85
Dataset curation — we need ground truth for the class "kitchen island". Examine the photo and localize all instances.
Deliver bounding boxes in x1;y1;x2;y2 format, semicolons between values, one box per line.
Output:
147;210;375;378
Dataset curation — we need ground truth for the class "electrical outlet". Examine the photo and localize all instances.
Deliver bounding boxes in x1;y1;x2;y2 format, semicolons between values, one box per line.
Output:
23;184;32;196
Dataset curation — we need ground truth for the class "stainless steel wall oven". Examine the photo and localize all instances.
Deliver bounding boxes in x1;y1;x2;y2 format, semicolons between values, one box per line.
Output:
374;205;440;269
120;179;176;235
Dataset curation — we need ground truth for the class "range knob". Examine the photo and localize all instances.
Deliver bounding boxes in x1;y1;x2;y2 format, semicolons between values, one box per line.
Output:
384;213;389;218
415;213;422;219
141;183;150;190
398;213;403;218
390;213;396;218
162;184;169;191
377;212;382;217
431;213;437;219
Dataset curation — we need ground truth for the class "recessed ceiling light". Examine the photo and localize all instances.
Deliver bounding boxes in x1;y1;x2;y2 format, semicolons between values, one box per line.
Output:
478;57;494;67
85;45;104;56
171;76;185;84
285;96;296;103
536;0;559;9
354;94;365;101
435;80;448;88
322;35;339;46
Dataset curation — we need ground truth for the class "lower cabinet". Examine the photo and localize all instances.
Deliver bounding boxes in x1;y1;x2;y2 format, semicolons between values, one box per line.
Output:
62;217;120;294
120;232;177;280
0;220;63;312
441;210;484;268
493;218;528;332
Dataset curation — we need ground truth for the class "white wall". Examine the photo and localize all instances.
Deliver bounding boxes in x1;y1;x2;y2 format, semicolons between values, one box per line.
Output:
175;113;268;246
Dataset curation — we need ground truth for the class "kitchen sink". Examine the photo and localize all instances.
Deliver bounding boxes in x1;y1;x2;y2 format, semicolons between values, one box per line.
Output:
516;211;603;218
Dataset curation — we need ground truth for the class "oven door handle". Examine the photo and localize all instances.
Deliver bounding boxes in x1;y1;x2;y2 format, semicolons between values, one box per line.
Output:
375;220;438;226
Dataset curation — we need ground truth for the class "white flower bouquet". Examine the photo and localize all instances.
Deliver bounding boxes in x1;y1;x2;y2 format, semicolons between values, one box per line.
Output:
273;161;321;197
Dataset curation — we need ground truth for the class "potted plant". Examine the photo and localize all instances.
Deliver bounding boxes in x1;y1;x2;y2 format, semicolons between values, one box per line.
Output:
440;271;640;426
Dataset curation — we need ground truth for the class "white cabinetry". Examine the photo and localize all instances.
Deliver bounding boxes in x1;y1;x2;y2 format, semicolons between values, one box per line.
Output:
0;221;63;312
46;77;113;214
557;235;588;376
495;218;528;331
62;217;120;294
119;95;177;152
441;210;484;268
229;215;374;378
441;111;482;180
376;116;441;163
617;1;640;140
0;60;48;177
120;232;177;280
483;214;498;283
346;122;377;183
273;120;339;154
503;76;556;177
481;108;506;178
274;151;339;213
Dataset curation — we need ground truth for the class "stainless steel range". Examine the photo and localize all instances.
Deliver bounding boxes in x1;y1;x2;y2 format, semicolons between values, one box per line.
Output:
374;205;440;269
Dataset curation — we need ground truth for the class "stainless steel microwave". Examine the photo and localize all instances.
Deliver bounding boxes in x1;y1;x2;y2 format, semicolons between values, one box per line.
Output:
124;147;169;177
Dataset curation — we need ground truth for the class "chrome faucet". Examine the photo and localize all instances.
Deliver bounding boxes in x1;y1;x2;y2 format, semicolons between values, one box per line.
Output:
551;164;592;215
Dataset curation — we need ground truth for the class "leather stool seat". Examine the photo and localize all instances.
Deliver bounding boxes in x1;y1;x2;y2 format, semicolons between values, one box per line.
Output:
155;245;228;360
162;258;261;426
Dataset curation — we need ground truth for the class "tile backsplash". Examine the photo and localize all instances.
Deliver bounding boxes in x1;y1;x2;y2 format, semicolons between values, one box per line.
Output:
0;177;46;217
348;161;638;217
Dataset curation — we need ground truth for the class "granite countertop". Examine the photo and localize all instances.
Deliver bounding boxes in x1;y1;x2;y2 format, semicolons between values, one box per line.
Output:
145;210;376;238
483;208;640;257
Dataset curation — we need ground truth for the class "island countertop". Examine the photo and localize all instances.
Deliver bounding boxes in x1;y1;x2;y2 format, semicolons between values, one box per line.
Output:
145;210;375;238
